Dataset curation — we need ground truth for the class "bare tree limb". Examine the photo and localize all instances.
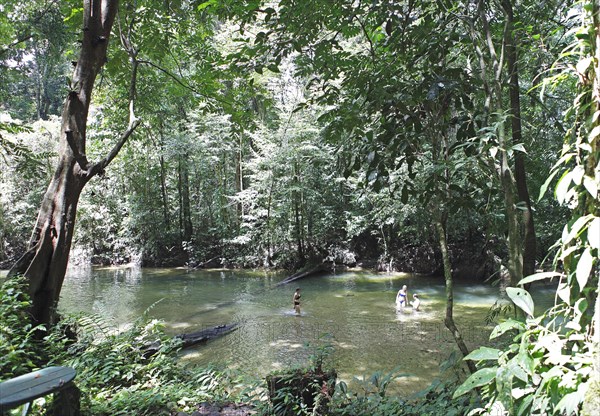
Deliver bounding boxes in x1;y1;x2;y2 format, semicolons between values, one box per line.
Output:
87;119;141;178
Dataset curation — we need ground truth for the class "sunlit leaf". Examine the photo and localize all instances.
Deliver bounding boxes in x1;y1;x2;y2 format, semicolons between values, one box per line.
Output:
538;168;560;202
576;248;593;290
490;319;525;339
557;282;570;305
464;347;501;361
519;272;562;285
197;0;217;11
511;143;527;153
506;287;535;317
589;124;600;142
583;175;598;199
555;170;572;204
556;389;585;415
452;367;497;398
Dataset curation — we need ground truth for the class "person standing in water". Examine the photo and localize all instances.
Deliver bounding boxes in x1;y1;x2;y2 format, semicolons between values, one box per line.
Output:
293;287;301;315
396;285;408;309
410;294;421;311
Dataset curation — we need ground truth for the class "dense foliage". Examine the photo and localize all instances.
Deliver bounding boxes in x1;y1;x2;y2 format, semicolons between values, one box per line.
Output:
454;2;600;415
1;1;572;274
1;0;598;415
0;276;45;379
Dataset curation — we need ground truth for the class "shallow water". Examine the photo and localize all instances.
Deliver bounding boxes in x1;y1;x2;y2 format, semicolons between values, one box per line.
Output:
5;267;556;396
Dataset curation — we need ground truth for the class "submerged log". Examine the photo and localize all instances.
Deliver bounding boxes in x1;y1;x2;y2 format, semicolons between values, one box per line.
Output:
144;323;238;356
176;323;238;347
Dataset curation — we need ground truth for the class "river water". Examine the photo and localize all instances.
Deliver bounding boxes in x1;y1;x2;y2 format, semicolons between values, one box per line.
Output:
4;267;556;396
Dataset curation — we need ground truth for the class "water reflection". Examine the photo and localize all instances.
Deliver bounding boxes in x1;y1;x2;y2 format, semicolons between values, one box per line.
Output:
55;267;554;395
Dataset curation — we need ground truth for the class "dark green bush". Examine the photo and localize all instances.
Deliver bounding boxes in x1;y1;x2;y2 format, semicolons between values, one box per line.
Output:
0;276;45;380
44;313;231;415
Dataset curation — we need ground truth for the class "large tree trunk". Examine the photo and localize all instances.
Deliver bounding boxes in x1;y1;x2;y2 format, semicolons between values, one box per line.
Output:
502;0;537;279
476;0;523;287
8;0;139;326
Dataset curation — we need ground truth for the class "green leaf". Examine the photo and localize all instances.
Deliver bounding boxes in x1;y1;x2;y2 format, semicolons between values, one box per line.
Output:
506;287;535;317
401;185;408;204
556;389;585;416
511;143;527;153
575;298;589;316
516;394;534;416
267;63;280;73
518;272;562;286
507;358;528;383
197;0;217;11
538;168;560;202
576;247;593;290
490;319;526;339
452;367;497;398
555;170;573;204
464;347;502;361
64;7;83;22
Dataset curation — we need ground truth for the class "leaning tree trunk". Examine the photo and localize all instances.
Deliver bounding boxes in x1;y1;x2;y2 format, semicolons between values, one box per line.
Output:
8;0;139;326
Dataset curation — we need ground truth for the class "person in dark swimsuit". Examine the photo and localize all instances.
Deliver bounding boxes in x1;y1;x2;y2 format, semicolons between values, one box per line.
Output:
293;287;301;315
396;285;408;309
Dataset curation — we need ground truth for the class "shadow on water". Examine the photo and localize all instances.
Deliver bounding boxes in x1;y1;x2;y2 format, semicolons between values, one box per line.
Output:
54;267;556;396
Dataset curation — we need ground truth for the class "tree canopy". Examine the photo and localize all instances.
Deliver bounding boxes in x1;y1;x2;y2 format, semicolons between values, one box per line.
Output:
0;0;597;414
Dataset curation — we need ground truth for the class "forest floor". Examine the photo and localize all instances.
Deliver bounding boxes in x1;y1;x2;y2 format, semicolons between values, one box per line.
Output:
174;402;256;415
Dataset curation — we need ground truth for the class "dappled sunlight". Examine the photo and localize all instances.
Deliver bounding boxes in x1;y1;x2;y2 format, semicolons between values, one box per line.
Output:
334;341;356;350
270;361;283;370
179;350;203;361
170;322;193;330
268;339;303;349
55;268;554;396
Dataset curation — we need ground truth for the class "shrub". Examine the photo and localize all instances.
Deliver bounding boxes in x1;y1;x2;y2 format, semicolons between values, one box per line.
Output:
43;313;231;415
0;276;45;380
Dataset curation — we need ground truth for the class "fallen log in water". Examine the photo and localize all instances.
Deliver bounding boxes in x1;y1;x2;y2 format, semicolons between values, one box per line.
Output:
176;323;238;347
275;262;330;287
144;323;238;356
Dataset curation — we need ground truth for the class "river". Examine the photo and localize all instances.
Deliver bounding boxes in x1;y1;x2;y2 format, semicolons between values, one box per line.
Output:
3;266;556;396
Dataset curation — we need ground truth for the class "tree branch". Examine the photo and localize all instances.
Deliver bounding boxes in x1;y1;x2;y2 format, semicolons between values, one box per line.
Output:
87;119;141;178
0;35;34;57
137;59;232;106
65;129;90;170
88;27;141;179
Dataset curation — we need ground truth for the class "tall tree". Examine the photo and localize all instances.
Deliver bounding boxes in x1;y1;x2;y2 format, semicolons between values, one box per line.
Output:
9;0;140;326
501;0;537;279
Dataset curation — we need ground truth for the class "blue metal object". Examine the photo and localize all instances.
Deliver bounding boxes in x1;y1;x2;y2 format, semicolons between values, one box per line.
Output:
0;366;76;414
